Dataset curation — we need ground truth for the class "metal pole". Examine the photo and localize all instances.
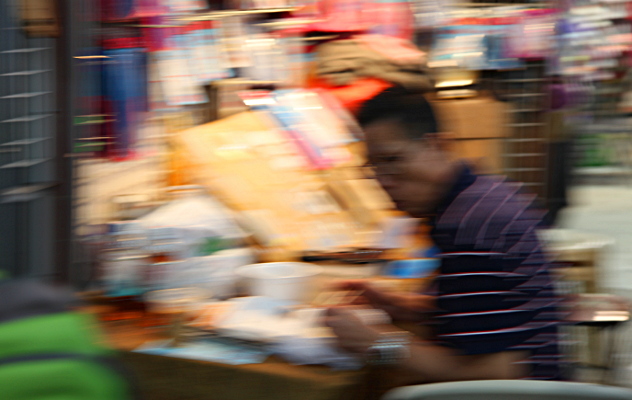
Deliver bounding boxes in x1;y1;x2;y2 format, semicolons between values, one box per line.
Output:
54;0;75;284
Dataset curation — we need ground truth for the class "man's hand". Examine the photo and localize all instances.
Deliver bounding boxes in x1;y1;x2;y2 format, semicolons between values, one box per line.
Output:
332;280;436;322
323;306;382;354
323;304;529;383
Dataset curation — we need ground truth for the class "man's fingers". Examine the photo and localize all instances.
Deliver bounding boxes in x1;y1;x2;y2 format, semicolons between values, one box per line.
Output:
324;308;382;354
325;306;355;317
329;280;369;291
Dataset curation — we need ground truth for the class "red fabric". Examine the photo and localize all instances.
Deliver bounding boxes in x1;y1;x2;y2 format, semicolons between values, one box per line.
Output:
289;0;414;41
307;75;391;115
310;0;368;33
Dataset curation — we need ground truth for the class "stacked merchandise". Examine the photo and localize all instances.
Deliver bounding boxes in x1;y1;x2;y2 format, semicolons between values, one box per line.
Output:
75;0;301;161
414;4;572;204
554;0;632;118
173;89;396;254
82;87;403;313
77;0;595;301
74;0;589;163
307;34;433;114
552;0;632;175
92;189;250;302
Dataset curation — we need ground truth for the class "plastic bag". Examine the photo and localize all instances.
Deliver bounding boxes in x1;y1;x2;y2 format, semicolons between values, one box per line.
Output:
139;191;247;257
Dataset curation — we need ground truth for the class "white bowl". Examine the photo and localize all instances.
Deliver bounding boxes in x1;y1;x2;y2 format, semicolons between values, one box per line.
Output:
236;262;322;302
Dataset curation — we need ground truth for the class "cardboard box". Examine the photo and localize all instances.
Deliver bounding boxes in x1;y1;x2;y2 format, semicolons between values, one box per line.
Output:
175;111;393;252
431;97;510;139
453;139;504;175
18;0;59;37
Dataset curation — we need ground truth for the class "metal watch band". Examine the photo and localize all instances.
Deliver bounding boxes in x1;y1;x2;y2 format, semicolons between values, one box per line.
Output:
365;331;412;366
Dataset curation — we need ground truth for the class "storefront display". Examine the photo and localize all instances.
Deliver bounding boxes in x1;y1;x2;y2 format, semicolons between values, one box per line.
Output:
74;0;567;292
60;2;632;394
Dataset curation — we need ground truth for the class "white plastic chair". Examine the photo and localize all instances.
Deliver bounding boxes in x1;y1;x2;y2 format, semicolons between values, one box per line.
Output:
382;380;632;400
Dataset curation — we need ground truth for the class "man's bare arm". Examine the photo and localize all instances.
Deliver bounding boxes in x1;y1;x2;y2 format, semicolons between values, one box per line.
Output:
396;342;529;383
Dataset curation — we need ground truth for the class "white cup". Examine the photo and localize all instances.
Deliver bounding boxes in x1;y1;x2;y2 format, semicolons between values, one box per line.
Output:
236;262;322;303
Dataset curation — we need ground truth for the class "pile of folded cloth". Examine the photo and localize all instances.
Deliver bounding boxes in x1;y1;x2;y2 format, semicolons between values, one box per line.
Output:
309;34;434;114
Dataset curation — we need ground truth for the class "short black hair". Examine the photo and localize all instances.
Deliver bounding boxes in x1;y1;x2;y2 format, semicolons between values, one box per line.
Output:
357;86;439;139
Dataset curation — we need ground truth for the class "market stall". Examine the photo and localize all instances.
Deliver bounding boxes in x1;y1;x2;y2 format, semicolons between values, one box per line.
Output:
59;0;632;396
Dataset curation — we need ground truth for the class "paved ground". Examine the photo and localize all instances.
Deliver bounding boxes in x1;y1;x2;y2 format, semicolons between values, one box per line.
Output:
557;183;632;386
560;185;632;292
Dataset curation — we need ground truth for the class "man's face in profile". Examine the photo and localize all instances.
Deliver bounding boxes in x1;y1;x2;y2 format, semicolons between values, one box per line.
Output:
363;119;452;218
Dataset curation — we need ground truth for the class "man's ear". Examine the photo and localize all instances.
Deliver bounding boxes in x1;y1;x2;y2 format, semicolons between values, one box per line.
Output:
424;132;454;152
437;131;455;143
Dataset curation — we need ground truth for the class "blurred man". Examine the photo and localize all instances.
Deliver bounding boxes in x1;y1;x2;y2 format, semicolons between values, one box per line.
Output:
0;278;139;399
326;86;564;382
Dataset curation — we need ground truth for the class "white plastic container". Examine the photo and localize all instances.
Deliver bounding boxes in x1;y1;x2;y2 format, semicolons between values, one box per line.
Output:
189;248;256;299
236;262;322;302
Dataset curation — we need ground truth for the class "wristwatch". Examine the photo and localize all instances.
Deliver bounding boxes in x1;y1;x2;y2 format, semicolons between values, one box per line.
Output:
365;331;412;366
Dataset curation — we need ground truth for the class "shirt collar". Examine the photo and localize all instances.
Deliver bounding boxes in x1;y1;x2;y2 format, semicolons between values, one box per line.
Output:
429;163;477;225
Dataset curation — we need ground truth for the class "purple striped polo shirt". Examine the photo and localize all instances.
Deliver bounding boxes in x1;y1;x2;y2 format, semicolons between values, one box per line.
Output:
427;166;565;380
